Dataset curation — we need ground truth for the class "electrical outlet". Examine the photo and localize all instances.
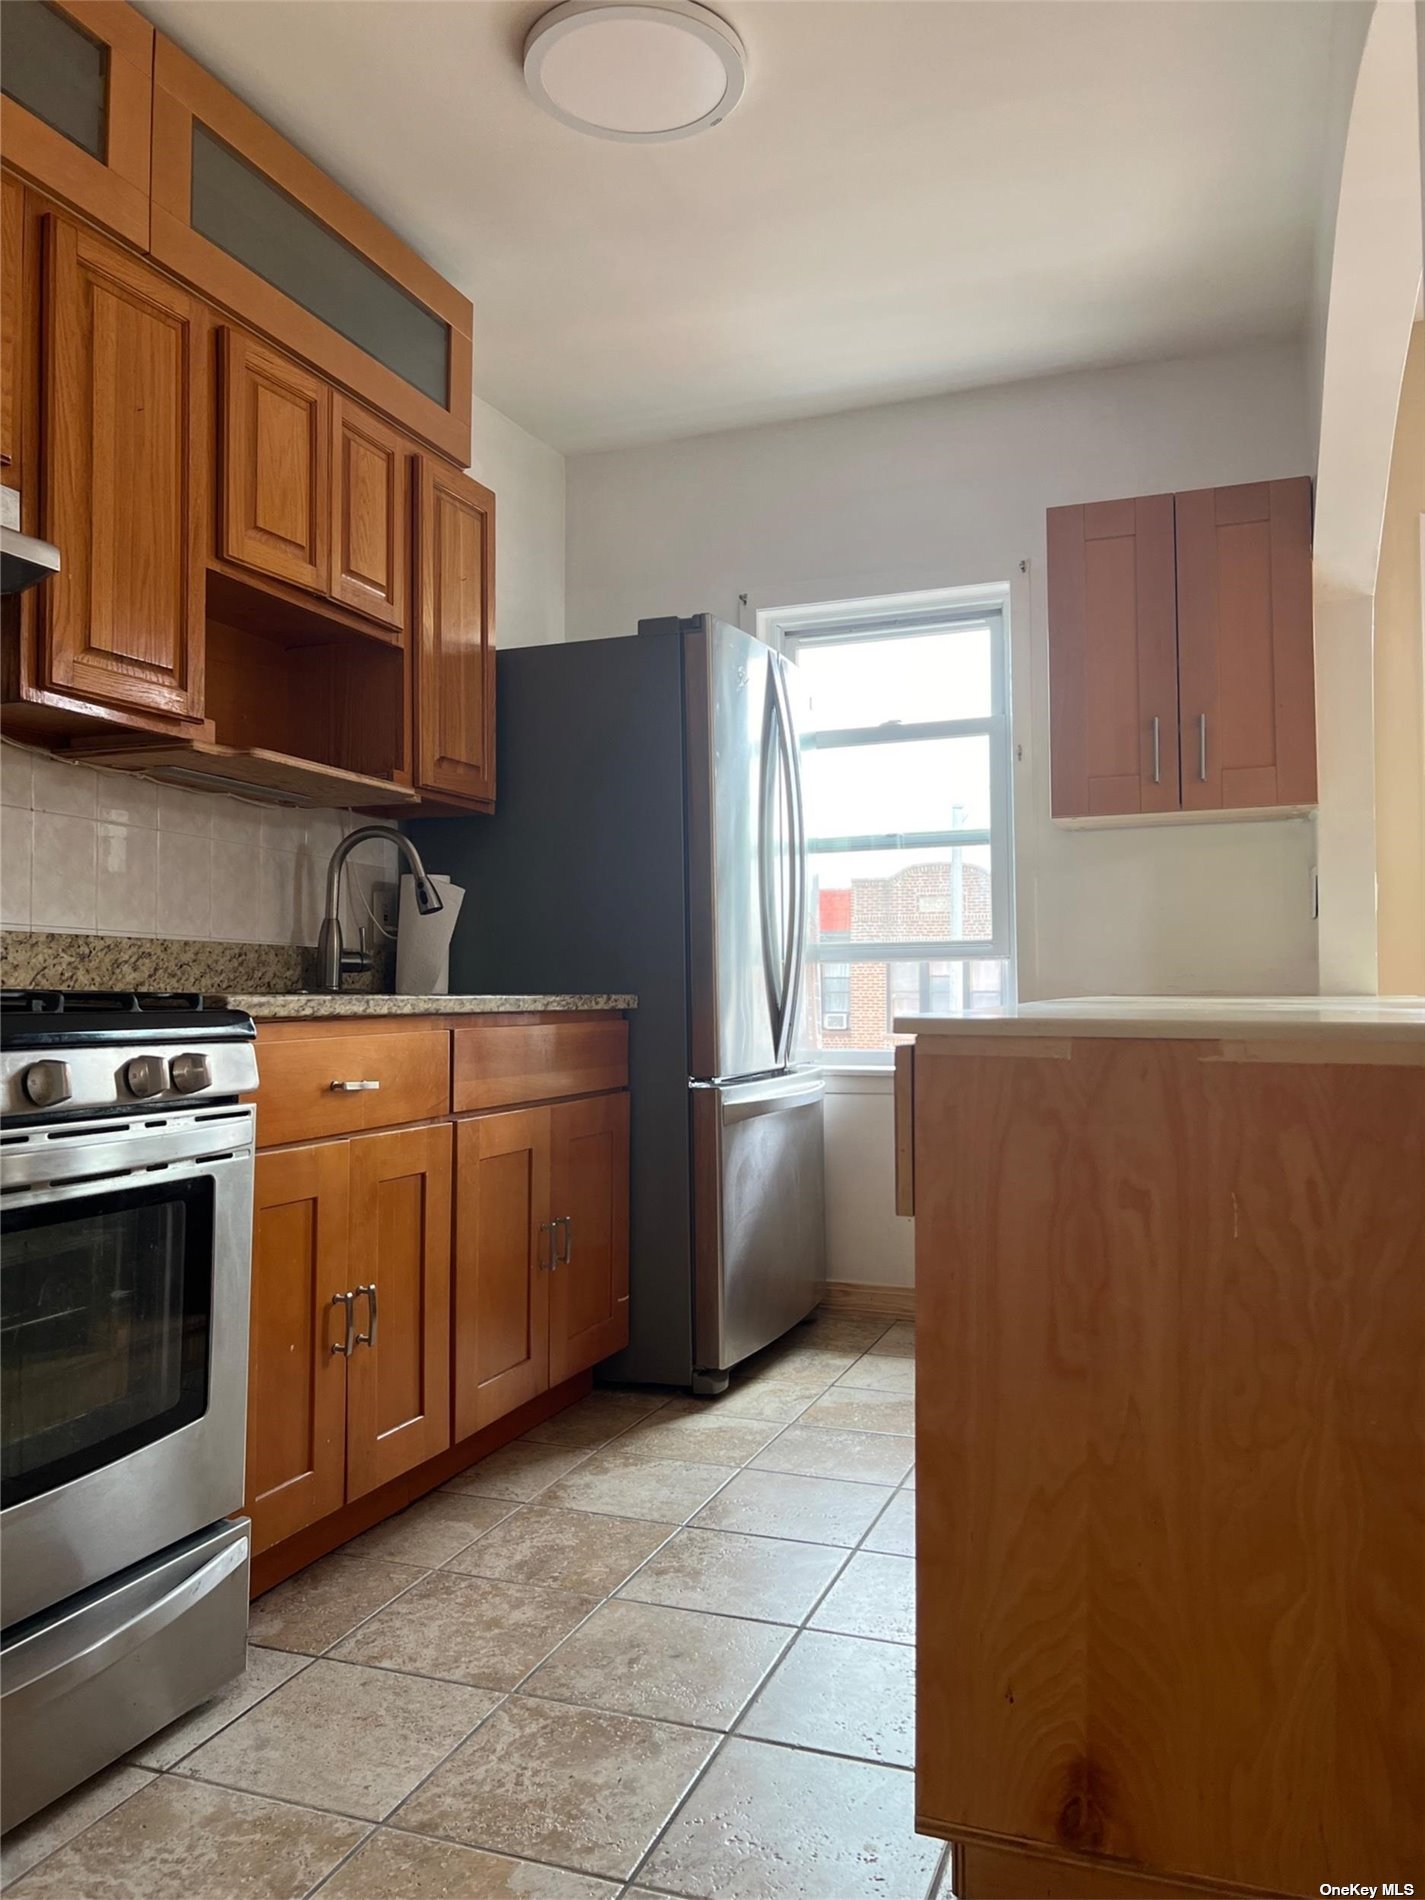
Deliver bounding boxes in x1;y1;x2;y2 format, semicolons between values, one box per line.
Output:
371;881;399;936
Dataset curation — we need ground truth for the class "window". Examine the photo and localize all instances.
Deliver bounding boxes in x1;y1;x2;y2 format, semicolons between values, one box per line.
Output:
776;595;1014;1062
820;962;852;1032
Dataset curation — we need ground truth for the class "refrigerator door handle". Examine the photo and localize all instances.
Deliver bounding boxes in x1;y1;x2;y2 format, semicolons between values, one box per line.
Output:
758;677;785;1058
770;658;806;1070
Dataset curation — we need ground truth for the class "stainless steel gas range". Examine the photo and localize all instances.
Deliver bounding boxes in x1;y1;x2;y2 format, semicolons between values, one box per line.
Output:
0;990;259;1830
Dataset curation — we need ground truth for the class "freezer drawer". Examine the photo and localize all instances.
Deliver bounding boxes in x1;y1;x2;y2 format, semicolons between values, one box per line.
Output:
692;1072;826;1377
0;1517;250;1831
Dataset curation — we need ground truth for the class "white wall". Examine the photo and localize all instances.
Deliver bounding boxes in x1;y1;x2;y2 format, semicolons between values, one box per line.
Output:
565;339;1319;1286
468;394;566;650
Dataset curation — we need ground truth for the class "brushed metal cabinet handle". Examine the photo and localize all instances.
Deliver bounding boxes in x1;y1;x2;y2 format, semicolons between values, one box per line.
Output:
331;1290;355;1356
555;1215;573;1266
355;1282;377;1348
330;1079;380;1093
1151;715;1161;785
1197;713;1208;782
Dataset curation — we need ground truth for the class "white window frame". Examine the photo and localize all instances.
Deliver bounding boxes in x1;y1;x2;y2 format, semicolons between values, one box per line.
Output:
767;590;1016;1060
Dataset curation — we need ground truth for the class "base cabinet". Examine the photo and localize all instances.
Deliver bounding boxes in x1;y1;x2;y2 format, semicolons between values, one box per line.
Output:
245;1013;631;1569
246;1121;452;1556
454;1093;631;1439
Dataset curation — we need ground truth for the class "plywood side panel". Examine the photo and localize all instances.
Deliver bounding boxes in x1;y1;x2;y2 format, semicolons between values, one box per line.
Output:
914;1038;1425;1896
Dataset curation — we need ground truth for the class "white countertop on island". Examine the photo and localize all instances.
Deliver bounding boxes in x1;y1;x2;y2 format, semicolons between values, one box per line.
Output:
894;994;1425;1045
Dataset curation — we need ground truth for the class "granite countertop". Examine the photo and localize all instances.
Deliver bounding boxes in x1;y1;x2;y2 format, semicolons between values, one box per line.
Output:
894;995;1425;1045
210;992;638;1020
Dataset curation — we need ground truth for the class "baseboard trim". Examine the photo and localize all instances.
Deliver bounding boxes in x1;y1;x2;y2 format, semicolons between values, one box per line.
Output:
820;1281;915;1321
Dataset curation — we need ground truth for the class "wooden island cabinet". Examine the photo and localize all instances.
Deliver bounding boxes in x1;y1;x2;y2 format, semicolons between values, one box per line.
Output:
243;1006;632;1594
894;1003;1425;1900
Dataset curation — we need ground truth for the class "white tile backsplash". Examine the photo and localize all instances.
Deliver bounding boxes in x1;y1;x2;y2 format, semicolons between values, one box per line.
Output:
32;811;98;930
1;739;399;948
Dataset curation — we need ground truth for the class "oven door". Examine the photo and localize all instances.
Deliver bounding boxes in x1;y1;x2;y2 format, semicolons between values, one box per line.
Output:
1;1106;255;1628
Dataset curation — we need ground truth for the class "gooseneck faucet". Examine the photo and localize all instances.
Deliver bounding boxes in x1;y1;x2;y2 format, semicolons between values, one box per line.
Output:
315;826;444;992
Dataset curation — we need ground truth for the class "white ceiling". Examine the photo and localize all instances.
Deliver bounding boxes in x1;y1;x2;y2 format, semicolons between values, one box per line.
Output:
142;0;1348;455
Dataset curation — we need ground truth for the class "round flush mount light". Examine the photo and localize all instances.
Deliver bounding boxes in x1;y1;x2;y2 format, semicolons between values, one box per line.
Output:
523;0;746;143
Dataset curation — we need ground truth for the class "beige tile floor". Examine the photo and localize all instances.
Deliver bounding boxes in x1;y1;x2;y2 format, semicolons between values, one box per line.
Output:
2;1311;952;1900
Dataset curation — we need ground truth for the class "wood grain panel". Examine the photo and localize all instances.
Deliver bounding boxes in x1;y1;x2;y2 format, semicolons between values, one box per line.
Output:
1;176;23;472
345;1121;452;1499
452;1018;628;1113
453;1108;551;1438
0;1;152;249
220;328;330;592
913;1037;1425;1895
149;34;472;465
549;1092;630;1384
1175;477;1315;811
331;396;409;635
415;459;495;809
894;1043;915;1216
245;1139;349;1557
956;1839;1206;1899
1047;495;1178;818
251;1024;449;1147
40;214;206;720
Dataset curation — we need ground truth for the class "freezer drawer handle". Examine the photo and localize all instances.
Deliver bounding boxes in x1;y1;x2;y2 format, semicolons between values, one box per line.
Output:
2;1537;248;1712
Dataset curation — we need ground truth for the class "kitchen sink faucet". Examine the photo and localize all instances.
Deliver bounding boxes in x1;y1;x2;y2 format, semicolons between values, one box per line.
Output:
316;826;444;991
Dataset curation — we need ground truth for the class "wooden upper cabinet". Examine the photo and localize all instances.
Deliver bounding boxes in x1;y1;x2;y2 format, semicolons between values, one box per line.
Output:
1175;478;1316;811
219;327;330;594
345;1122;453;1500
2;177;25;474
331;397;409;634
454;1109;551;1439
549;1093;631;1386
416;461;496;808
40;213;206;722
1047;478;1315;820
150;35;473;465
0;0;152;249
246;1140;350;1557
1047;494;1178;818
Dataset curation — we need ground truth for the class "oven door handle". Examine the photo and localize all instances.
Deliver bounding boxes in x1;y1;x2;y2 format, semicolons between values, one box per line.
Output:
1;1534;249;1713
0;1107;255;1193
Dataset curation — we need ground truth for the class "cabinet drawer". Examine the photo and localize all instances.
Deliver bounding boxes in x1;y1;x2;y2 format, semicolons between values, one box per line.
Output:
453;1019;628;1114
253;1027;449;1147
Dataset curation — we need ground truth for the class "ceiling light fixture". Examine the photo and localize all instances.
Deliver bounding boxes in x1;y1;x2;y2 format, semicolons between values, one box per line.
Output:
523;0;746;143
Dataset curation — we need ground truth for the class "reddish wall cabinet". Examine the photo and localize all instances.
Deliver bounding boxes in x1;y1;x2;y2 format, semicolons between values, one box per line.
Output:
1047;477;1315;819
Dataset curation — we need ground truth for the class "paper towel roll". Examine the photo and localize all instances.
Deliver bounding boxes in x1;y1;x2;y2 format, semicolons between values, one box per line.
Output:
395;874;464;995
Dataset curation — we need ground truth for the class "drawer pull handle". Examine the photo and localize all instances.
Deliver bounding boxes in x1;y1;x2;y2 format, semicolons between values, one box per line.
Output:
330;1079;381;1093
555;1215;573;1266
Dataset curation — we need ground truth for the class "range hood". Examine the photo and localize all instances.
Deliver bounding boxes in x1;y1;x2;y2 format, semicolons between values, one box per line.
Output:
1;486;60;596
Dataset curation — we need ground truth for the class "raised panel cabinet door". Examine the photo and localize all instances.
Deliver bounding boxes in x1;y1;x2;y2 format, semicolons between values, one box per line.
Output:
1047;495;1179;818
453;1108;551;1439
345;1121;453;1500
1175;477;1316;811
549;1092;630;1385
330;396;409;635
415;460;495;807
219;326;330;593
1;176;24;472
245;1140;350;1558
41;213;207;721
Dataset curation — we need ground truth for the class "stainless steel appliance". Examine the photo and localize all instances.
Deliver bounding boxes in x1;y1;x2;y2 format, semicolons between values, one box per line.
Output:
0;484;61;596
0;992;259;1830
412;612;825;1391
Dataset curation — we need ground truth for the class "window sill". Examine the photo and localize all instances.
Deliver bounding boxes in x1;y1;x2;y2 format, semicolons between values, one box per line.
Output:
816;1065;895;1096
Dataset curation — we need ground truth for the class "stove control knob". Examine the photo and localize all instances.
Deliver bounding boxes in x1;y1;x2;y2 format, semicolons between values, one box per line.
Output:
170;1052;212;1095
124;1055;168;1098
22;1059;72;1109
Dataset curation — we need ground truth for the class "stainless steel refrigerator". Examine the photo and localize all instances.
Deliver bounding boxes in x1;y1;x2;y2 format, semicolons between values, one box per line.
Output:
411;613;825;1390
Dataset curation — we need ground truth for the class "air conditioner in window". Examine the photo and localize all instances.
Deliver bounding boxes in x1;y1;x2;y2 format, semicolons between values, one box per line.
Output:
822;1012;850;1031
